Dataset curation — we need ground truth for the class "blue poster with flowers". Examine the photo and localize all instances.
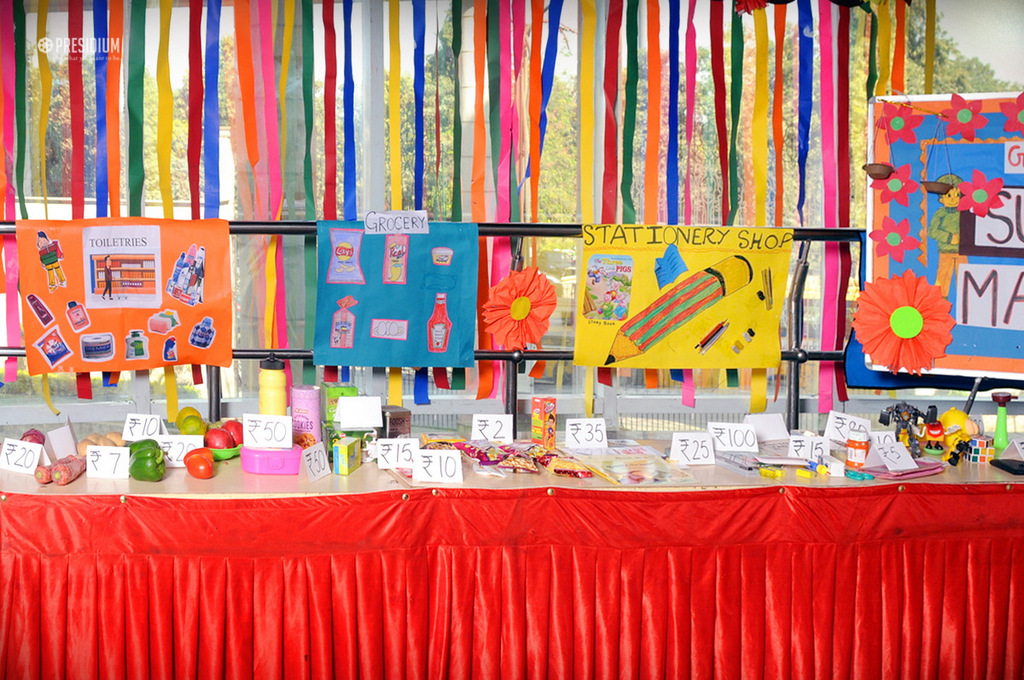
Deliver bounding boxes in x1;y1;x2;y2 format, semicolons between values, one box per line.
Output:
858;92;1024;378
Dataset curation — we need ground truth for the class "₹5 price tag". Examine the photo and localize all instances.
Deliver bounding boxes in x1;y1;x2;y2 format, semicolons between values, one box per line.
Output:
153;435;204;468
302;442;332;483
706;422;759;454
86;446;131;479
413;448;464;484
375;438;418;470
669;432;715;465
471;414;514;443
0;438;44;475
242;414;293;450
122;413;162;442
564;418;607;449
874;441;918;472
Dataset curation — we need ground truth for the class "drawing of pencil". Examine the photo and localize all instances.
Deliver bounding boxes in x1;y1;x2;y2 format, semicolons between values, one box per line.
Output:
605;255;753;364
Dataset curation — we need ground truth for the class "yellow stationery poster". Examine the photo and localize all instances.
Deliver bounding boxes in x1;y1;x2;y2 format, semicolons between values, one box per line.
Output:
574;225;792;369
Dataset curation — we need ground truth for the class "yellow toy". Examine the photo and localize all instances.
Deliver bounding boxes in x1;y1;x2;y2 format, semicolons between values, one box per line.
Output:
938;407;980;450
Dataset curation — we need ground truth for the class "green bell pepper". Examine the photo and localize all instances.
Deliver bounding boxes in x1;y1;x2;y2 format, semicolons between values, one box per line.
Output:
128;440;166;482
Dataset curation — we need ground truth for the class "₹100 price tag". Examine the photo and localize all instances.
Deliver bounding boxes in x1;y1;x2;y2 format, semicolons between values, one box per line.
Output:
242;414;293;449
375;438;418;470
413;448;464;484
86;446;131;479
153;435;204;468
669;432;715;465
471;414;514;444
564;418;607;449
122;413;162;442
301;442;332;482
0;438;44;475
706;422;759;453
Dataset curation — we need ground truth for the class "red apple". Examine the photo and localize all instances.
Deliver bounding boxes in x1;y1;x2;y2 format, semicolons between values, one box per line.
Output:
221;419;244;448
204;427;234;450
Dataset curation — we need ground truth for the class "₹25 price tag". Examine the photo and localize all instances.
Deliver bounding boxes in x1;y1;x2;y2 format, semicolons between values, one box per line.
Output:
564;418;607;449
242;414;293;450
471;414;514;444
413;448;464;484
375;438;418;470
153;435;204;468
122;413;162;442
706;422;759;454
0;438;44;475
86;446;131;479
302;442;332;482
669;432;715;465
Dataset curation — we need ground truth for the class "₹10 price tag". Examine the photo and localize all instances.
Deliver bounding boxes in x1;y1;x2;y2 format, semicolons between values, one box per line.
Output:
706;422;759;454
564;418;607;449
301;442;332;482
122;413;162;442
153;435;204;468
375;438;418;470
86;446;131;479
0;438;44;475
471;414;514;443
242;414;293;450
413;448;464;484
669;432;715;465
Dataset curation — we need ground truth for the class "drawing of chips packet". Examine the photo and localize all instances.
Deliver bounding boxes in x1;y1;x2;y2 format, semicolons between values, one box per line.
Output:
384;234;409;284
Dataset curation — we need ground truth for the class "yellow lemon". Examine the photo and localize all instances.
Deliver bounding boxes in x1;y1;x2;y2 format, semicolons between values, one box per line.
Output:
175;406;203;430
178;414;208;436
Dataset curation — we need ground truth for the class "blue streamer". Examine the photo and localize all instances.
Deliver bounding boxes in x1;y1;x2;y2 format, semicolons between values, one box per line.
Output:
522;0;566;186
413;0;425;209
796;0;813;226
343;0;356;219
341;366;350;383
414;367;431;405
93;0;108;217
669;369;683;382
204;0;222;218
667;0;680;225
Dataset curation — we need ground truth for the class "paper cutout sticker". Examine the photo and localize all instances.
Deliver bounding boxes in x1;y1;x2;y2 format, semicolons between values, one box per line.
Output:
583;254;633;321
33;326;74;369
655;244;687;288
384;234;409;284
327;229;365;284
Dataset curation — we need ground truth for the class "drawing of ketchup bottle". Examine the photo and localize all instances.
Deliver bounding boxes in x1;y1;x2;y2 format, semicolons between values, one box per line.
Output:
427;293;452;353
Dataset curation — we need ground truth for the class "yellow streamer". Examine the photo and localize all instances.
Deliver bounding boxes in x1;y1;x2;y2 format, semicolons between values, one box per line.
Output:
752;9;769;228
584;367;594;418
37;0;51;219
278;0;296;219
580;0;596;224
265;235;279;347
157;0;173;217
750;369;767;413
389;367;403;406
41;374;60;416
388;0;402;210
924;0;935;94
164;366;179;423
875;0;891;97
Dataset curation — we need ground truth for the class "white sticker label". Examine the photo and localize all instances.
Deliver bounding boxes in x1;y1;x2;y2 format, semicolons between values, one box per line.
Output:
86;445;131;479
242;414;293;450
363;210;429;234
824;411;871;444
413;448;464;484
153;435;205;468
0;438;44;474
122;413;163;442
302;442;332;482
471;414;514;444
706;422;759;453
868;430;897;448
669;432;715;465
375;438;418;470
564;418;607;448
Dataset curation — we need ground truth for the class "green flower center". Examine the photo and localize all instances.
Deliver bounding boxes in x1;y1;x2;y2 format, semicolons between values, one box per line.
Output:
891;117;905;131
957;109;973;124
890;306;924;339
887;178;903;192
972;188;989;203
886;232;903;247
1018;110;1024;124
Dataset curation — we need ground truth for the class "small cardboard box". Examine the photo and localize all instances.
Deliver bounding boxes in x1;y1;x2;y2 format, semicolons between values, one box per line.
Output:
333;436;362;475
322;382;359;422
531;397;556;448
382;405;412;438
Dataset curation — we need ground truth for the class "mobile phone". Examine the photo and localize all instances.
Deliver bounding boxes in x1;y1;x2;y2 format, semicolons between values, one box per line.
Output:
990;458;1024;475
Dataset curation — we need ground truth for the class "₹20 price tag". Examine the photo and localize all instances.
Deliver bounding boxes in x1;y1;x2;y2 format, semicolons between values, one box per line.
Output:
471;414;514;444
301;442;332;483
706;422;759;454
153;435;204;468
564;418;607;449
0;438;44;475
375;438;418;470
122;413;162;442
824;411;870;444
413;448;464;484
669;432;715;465
242;414;293;450
86;446;131;479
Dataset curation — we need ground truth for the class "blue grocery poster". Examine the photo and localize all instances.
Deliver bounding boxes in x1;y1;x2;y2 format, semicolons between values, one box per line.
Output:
314;220;479;367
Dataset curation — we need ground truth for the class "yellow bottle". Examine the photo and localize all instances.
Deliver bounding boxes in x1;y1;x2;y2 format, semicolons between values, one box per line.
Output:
258;355;287;415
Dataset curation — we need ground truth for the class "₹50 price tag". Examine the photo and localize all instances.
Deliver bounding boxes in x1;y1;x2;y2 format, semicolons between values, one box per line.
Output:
302;442;332;482
86;446;131;479
471;414;514;444
153;435;204;468
0;438;44;475
413;448;464;484
564;418;607;449
669;432;715;465
122;413;162;442
375;438;418;470
242;414;293;449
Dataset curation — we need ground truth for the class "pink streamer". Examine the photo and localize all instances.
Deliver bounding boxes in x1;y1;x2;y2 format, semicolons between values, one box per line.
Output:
496;0;512;222
489;237;513;400
684;0;697;224
258;0;283;220
510;0;525;200
681;369;695;408
3;236;18;382
818;0;839;413
1;9;16;382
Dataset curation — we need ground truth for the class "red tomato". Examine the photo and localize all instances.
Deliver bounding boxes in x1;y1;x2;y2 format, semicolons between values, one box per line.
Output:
186;455;214;479
184;447;215;466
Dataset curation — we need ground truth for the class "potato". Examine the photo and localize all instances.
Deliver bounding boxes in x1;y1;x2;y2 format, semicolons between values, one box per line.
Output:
76;440;91;457
104;432;125;447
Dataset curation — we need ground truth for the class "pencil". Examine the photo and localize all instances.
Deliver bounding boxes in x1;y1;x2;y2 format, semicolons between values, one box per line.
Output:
605;255;752;364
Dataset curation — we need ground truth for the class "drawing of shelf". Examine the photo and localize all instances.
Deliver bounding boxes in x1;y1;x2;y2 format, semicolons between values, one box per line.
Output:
91;254;158;296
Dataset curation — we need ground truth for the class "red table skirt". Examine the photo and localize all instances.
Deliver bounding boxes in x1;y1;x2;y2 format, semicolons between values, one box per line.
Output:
3;484;1024;679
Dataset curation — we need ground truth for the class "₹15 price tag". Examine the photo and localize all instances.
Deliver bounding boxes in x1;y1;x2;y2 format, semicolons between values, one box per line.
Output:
86;446;131;479
788;435;829;461
122;413;162;442
706;422;759;454
824;411;870;444
242;414;293;449
301;442;332;482
564;418;607;449
471;414;514;443
375;438;418;470
153;435;204;468
0;438;44;475
669;432;715;465
413;448;464;484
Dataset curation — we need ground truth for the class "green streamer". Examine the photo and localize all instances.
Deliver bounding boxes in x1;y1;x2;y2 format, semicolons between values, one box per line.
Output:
727;5;743;226
127;0;146;216
302;0;315;219
14;0;27;218
451;367;467;390
726;368;739;388
451;0;463;221
620;0;639;224
864;4;878;101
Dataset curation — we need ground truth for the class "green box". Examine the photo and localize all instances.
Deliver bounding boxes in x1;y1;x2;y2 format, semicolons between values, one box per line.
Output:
322;382;359;422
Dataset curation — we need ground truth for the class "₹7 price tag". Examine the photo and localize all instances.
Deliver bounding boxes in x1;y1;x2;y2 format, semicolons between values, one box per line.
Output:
302;442;332;482
375;438;418;470
706;422;759;454
471;414;514;444
0;438;44;475
788;435;829;461
242;414;293;450
824;411;870;444
564;418;607;449
413;448;464;484
153;435;204;468
669;432;715;465
86;446;131;479
122;413;162;442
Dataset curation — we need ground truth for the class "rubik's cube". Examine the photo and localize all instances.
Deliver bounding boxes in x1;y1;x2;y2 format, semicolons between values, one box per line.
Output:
967;436;995;463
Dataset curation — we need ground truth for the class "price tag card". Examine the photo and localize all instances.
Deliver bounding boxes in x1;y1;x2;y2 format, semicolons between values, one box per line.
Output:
333;396;384;429
788;435;829;461
669;432;715;465
471;414;514;444
824;411;871;444
122;413;163;442
564;418;608;449
302;442;332;482
242;414;293;450
153;435;205;468
0;438;44;475
868;430;897;448
413;448;464;484
375;438;418;470
86;446;131;479
706;422;759;453
873;441;918;472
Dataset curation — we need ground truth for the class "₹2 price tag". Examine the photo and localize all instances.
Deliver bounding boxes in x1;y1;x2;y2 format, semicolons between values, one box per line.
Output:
0;438;44;475
301;442;332;483
242;414;293;450
564;418;607;449
471;414;514;444
669;432;715;465
86;446;131;479
153;435;204;468
375;438;418;470
413;448;464;484
706;422;759;454
122;413;162;442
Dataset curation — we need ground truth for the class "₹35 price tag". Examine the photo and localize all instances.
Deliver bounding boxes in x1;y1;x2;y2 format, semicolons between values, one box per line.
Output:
242;414;293;450
413;448;464;484
824;411;871;444
0;438;44;475
706;422;759;454
122;413;162;442
301;442;332;483
153;435;204;468
375;438;418;470
86;446;131;479
471;414;514;444
669;432;715;465
788;435;829;461
564;418;607;449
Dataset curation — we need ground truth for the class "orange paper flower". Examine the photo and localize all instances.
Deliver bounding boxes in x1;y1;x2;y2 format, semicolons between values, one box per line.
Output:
482;267;558;350
853;270;955;375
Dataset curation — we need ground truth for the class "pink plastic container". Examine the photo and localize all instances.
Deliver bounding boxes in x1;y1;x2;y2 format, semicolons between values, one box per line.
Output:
240;444;303;475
